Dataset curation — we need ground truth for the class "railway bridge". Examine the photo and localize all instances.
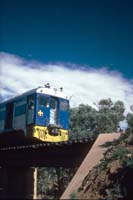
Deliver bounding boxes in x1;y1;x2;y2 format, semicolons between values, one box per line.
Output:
0;133;121;199
0;136;93;199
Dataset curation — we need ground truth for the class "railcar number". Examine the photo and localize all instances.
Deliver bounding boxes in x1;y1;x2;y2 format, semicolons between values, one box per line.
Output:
34;127;47;140
38;129;46;140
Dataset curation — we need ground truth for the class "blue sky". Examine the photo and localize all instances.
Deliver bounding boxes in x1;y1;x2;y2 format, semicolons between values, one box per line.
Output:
0;0;133;113
1;0;133;79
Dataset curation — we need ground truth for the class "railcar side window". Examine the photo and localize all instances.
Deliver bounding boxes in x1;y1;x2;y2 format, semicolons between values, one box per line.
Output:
60;100;69;111
38;96;49;107
28;101;34;109
5;102;14;129
28;98;34;109
27;95;35;125
50;98;56;109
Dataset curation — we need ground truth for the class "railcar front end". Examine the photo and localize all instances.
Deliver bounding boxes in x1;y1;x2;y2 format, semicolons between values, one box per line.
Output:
0;86;69;143
30;93;69;142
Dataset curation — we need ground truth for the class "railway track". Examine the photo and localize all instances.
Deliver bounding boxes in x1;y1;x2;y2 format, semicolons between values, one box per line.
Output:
0;136;94;151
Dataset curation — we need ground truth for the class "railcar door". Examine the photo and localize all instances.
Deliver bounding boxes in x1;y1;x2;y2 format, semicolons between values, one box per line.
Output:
49;97;58;125
5;102;14;129
36;95;50;126
27;95;35;125
13;98;27;130
0;104;6;132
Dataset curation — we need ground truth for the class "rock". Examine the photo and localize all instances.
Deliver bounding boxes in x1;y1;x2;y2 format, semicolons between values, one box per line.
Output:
109;160;121;174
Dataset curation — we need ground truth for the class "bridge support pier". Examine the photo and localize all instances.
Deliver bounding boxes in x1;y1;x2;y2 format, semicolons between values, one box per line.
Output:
0;166;37;199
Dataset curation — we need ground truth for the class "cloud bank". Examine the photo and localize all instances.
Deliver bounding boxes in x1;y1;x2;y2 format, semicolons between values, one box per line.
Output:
0;52;133;113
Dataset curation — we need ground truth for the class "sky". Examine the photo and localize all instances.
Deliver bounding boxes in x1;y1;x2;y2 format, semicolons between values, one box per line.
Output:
0;0;133;113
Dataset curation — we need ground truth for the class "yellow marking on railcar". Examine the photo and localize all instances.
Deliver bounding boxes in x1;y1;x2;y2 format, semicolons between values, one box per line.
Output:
38;110;43;116
33;125;68;142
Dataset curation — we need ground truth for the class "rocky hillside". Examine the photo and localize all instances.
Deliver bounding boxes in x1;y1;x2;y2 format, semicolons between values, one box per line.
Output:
76;132;133;200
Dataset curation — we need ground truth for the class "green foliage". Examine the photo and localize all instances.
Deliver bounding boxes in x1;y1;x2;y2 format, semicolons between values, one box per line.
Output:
101;158;110;169
69;104;97;139
111;147;129;161
111;146;133;169
112;101;125;116
69;99;125;140
126;113;133;132
37;98;131;199
98;98;113;111
112;132;129;146
95;112;116;133
123;158;133;168
37;167;75;199
37;167;58;197
96;99;125;133
100;145;133;174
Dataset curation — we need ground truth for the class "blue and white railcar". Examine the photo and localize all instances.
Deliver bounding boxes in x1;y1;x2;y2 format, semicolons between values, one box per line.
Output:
0;85;69;142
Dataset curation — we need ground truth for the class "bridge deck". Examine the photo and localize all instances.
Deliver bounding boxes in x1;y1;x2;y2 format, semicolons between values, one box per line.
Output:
0;137;93;167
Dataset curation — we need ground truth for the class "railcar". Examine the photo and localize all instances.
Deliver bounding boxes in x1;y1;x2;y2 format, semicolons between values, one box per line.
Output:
0;84;69;142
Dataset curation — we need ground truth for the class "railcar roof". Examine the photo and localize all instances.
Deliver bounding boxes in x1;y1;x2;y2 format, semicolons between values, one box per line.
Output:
0;86;68;105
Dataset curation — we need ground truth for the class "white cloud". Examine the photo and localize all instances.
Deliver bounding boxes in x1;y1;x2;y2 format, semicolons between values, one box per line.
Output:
0;52;133;113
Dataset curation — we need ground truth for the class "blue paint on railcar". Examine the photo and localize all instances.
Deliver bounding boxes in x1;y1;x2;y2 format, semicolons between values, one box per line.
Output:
35;94;50;126
35;94;69;130
59;98;69;129
0;111;6;120
0;104;6;121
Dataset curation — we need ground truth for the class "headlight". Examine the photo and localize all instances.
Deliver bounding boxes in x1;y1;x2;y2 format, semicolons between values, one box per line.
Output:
51;128;59;135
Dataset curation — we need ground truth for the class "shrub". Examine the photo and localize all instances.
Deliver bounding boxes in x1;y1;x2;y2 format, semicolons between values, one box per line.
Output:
123;157;133;168
111;147;129;161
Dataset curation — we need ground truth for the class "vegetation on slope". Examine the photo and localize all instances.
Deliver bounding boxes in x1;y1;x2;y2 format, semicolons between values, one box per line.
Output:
77;132;133;200
37;98;133;199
